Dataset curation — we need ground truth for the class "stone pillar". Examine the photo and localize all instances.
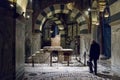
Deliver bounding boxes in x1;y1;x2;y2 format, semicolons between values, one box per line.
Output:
110;0;120;75
80;35;86;63
16;19;25;80
0;7;16;80
0;5;26;80
25;9;33;62
80;34;91;64
32;33;41;54
91;25;98;41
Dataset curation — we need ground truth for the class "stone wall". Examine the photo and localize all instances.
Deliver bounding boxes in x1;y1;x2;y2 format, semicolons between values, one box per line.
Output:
16;20;25;80
32;33;41;54
25;10;32;62
0;6;26;80
110;0;120;75
0;7;16;80
110;20;120;75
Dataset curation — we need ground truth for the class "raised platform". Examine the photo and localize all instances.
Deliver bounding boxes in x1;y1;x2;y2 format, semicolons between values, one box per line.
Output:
29;46;73;66
43;46;73;66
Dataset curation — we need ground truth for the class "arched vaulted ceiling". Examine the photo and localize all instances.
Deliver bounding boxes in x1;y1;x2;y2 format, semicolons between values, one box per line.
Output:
35;3;90;32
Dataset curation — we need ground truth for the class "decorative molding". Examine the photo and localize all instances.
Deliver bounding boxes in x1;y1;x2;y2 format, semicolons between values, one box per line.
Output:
108;0;117;5
35;4;88;31
110;1;120;16
110;12;120;23
80;29;88;34
110;19;120;26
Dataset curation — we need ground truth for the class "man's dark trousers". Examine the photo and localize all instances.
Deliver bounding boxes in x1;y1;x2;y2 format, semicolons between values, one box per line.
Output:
89;58;97;75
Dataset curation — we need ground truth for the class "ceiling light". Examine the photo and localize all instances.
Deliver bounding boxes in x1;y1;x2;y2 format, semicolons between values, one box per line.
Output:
50;30;53;33
26;15;30;19
88;8;91;11
104;10;109;17
96;22;99;25
59;27;64;30
30;0;32;2
10;4;14;8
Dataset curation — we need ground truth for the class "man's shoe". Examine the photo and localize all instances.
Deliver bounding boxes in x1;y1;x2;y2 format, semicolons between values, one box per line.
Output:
89;71;93;73
94;73;97;75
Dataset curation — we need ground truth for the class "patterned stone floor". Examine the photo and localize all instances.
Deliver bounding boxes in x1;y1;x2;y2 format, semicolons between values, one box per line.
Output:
24;63;120;80
24;57;120;80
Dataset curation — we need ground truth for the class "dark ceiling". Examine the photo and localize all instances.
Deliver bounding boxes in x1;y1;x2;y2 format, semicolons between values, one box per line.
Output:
33;0;90;11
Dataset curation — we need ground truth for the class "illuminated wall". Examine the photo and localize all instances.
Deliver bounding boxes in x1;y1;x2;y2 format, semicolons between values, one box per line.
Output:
17;0;28;13
110;0;120;75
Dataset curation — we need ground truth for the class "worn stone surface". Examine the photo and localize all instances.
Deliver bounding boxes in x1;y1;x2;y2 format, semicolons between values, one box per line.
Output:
25;10;33;62
111;20;120;75
110;1;120;76
110;1;120;16
0;6;26;80
32;33;41;54
80;34;91;64
24;61;118;80
16;19;25;79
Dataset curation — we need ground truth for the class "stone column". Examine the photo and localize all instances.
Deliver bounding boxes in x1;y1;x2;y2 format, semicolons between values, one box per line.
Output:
32;33;41;54
0;7;16;80
109;0;120;75
0;6;27;80
16;19;25;80
80;35;86;63
91;25;98;41
25;9;33;62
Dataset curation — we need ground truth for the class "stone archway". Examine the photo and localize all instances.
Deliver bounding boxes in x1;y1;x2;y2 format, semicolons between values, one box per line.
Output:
34;4;90;32
32;4;91;64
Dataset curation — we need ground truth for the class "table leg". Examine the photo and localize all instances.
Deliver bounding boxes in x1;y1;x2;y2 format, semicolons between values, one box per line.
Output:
32;56;34;67
67;55;69;66
50;52;52;66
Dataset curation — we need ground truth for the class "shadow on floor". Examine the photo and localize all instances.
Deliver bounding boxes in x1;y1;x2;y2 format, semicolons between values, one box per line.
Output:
97;73;120;80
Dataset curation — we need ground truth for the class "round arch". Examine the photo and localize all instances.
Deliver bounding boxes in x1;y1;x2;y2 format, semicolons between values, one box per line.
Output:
35;4;90;32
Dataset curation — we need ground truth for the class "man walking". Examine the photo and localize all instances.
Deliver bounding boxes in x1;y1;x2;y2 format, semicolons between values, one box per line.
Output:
89;40;100;75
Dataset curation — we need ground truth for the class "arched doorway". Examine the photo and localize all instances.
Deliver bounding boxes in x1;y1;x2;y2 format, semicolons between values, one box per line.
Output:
32;3;90;66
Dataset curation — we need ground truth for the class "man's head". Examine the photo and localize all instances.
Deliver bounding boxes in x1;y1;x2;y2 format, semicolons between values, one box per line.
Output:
92;40;96;44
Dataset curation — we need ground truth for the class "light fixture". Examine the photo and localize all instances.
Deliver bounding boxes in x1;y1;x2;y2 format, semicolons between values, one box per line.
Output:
26;15;30;19
30;0;32;2
104;8;109;17
88;8;91;11
96;21;99;25
59;27;64;30
10;4;14;8
50;30;53;33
